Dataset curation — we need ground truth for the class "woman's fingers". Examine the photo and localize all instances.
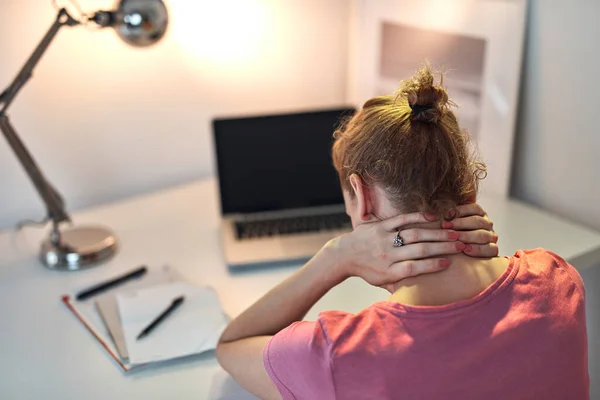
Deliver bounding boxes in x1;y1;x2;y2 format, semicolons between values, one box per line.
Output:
455;203;486;217
382;212;435;232
464;243;499;258
457;229;498;245
393;241;464;261
396;228;459;244
446;215;493;231
388;258;450;280
381;205;494;233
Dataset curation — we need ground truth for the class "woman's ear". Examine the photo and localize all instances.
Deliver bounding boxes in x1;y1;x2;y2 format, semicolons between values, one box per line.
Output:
348;174;375;222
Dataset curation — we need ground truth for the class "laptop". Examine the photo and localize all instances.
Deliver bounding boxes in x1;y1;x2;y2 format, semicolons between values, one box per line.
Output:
213;107;356;270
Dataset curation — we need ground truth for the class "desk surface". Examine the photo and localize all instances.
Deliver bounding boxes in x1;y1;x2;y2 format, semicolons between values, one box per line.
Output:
1;178;600;399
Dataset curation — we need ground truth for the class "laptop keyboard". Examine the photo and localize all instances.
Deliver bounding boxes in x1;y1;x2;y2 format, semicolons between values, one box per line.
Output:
235;212;352;240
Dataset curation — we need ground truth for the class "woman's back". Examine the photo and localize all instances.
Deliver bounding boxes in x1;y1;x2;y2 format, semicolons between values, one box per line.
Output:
217;66;588;400
264;248;589;399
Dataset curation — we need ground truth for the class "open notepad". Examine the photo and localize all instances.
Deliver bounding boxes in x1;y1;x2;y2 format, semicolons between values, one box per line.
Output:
62;266;229;372
117;281;228;365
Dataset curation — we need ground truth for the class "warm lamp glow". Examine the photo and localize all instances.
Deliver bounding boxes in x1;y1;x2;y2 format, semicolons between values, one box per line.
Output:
171;0;269;65
423;0;470;28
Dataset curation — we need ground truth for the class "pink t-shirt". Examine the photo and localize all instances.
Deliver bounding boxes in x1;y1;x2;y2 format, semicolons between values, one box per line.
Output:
264;249;589;399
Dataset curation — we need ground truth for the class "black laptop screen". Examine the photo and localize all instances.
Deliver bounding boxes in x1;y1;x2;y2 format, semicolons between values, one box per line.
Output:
213;108;356;215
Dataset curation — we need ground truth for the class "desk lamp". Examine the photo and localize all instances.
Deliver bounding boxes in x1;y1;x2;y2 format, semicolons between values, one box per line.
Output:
0;0;168;270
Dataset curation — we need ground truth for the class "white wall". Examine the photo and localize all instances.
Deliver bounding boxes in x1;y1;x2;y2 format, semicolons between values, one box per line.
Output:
511;0;600;231
0;0;350;229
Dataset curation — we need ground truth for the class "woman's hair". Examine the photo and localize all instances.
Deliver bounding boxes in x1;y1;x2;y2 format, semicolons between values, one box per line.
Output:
332;64;486;220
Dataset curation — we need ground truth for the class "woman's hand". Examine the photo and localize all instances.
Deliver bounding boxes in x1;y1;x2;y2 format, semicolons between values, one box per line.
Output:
450;203;498;258
327;212;458;288
326;203;498;289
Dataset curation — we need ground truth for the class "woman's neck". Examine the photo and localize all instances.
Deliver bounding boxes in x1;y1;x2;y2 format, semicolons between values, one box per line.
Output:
387;254;509;306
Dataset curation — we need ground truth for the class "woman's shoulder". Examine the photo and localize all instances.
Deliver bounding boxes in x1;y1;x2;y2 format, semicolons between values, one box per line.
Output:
314;305;400;345
512;248;585;297
514;247;569;263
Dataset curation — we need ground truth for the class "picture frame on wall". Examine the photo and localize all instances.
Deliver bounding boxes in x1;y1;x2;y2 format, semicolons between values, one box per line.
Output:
347;0;527;198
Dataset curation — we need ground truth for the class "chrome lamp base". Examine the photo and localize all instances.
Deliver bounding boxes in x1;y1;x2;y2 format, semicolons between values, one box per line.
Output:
41;225;118;270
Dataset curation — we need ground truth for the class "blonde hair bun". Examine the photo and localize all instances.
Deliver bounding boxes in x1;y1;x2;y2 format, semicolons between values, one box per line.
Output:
397;63;452;124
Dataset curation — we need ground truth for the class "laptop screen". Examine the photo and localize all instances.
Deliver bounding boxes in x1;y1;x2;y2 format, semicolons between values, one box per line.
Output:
213;107;356;215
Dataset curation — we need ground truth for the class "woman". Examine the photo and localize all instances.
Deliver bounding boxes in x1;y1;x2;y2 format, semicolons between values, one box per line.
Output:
216;66;589;399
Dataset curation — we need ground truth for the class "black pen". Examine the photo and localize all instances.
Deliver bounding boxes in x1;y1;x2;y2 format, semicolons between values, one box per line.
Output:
136;296;185;340
75;266;147;301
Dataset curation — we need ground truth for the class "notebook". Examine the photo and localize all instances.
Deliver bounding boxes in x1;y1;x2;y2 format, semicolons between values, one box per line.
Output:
117;281;228;365
61;266;229;372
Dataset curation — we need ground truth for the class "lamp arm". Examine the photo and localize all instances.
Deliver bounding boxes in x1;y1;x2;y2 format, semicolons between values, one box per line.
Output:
0;8;79;227
0;8;79;113
0;115;69;225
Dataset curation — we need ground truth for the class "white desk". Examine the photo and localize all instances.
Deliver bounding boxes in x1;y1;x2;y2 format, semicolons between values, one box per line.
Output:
1;178;600;399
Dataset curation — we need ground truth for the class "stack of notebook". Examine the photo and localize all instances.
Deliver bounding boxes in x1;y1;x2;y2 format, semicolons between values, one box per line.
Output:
62;265;229;372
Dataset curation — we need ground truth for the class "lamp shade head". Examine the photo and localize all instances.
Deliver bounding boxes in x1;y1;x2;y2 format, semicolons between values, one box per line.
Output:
114;0;168;47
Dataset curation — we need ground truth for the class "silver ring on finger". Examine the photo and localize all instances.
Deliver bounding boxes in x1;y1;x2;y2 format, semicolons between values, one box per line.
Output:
393;230;404;247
